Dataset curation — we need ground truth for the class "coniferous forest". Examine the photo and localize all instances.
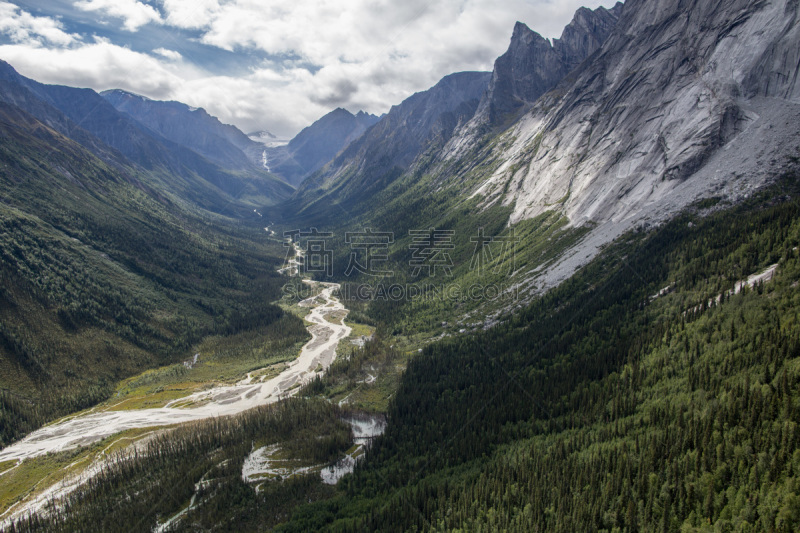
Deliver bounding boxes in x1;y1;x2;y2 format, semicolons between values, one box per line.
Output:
9;172;800;532
273;173;800;532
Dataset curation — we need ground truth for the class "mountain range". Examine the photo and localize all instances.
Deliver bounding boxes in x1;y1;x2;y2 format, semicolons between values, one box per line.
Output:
100;89;264;173
0;62;298;213
2;0;800;530
284;0;800;294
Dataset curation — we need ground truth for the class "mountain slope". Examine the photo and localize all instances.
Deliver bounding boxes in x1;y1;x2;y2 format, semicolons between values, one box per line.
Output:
283;0;800;304
0;94;300;447
286;71;491;221
16;171;800;532
0;61;293;213
275;172;800;532
448;0;800;228
100;89;264;173
300;0;799;300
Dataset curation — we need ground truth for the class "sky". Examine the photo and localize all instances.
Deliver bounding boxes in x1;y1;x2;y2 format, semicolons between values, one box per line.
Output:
0;0;620;138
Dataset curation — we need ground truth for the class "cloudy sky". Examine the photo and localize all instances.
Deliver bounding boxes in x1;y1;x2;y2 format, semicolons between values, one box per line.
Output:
0;0;620;138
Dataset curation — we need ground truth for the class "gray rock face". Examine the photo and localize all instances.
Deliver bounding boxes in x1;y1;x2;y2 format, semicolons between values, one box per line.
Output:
266;108;380;186
477;3;622;125
555;3;624;67
743;1;800;101
446;0;800;229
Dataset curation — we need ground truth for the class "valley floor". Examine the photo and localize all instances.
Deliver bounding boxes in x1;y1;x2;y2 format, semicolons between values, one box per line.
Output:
0;279;351;523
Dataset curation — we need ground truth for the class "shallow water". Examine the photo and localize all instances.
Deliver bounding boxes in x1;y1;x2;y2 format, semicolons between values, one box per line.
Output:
321;413;387;485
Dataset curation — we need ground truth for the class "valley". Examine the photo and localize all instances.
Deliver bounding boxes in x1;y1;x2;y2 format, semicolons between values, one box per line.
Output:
1;0;800;530
0;281;349;463
0;258;355;523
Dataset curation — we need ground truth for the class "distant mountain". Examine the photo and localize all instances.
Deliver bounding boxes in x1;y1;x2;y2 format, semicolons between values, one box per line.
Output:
100;89;262;172
247;130;286;146
289;71;490;217
264;108;380;186
248;130;277;141
0;62;292;212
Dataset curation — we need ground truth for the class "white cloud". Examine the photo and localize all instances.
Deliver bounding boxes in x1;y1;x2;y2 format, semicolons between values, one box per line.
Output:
174;67;332;137
156;0;622;135
74;0;162;31
0;38;183;97
161;0;220;30
153;47;182;61
0;2;78;46
1;0;622;137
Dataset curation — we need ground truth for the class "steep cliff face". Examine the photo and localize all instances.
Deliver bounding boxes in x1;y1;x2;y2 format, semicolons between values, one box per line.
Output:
555;3;624;68
476;3;622;126
743;2;800;102
448;0;800;232
284;0;800;297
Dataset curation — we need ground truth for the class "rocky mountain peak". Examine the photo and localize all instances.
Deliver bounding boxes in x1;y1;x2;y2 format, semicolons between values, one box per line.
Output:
262;107;380;186
554;2;623;68
0;59;23;82
476;5;622;126
510;20;541;43
443;0;800;272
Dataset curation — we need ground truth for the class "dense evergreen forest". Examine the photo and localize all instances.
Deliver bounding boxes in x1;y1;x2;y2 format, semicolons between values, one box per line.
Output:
7;399;350;532
10;171;800;531
272;172;800;531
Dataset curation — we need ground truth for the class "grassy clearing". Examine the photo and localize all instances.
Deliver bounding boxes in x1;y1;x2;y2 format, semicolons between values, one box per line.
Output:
98;321;308;412
0;460;18;476
347;321;375;341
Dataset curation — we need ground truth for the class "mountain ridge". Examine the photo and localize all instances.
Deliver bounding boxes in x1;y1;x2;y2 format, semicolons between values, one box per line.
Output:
286;4;628;225
286;70;492;220
424;0;800;297
100;88;264;173
447;0;800;224
0;61;293;212
476;3;623;127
